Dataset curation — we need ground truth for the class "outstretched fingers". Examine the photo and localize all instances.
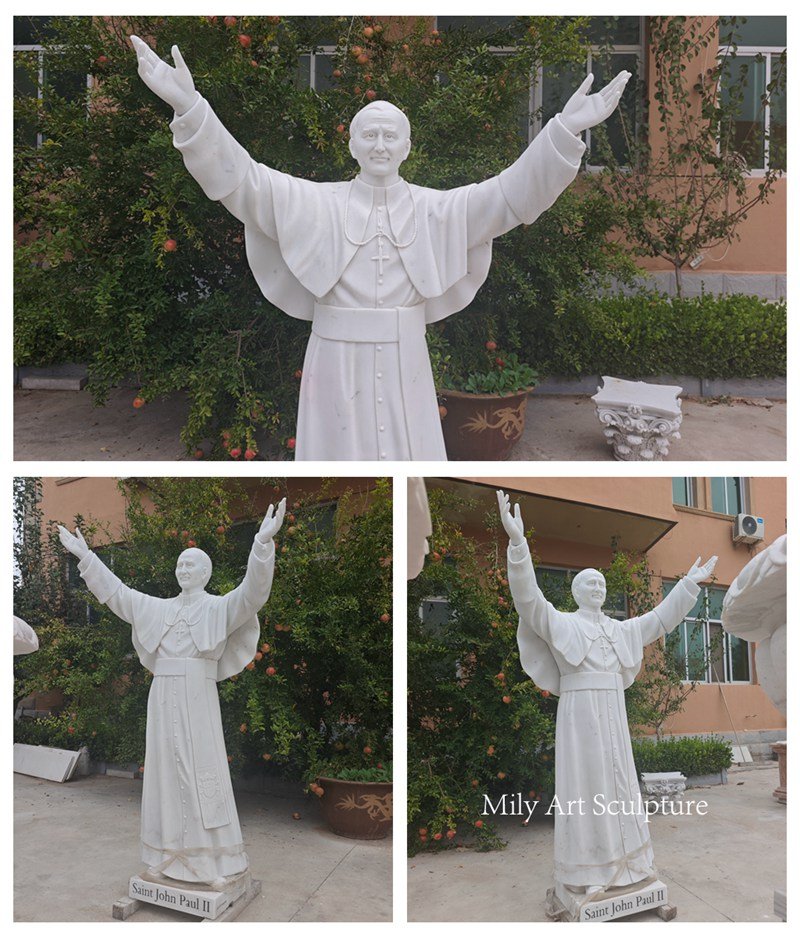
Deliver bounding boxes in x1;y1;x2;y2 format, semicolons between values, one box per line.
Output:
171;44;188;73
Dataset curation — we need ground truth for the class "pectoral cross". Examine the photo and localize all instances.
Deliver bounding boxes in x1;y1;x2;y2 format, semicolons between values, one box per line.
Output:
173;616;188;643
371;233;392;277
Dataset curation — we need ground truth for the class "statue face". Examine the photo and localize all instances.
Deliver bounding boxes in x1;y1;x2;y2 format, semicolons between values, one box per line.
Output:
349;108;411;183
175;548;212;591
572;570;607;610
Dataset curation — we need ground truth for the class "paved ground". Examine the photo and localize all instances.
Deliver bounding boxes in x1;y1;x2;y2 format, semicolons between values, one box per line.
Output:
407;764;784;922
14;387;785;461
14;773;391;922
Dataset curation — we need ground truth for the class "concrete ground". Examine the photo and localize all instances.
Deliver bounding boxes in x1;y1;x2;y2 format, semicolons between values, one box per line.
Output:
14;773;391;922
14;387;785;461
408;764;784;923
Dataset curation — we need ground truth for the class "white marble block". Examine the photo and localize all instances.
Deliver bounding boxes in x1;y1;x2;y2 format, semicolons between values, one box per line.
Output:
640;771;687;812
549;879;674;922
592;377;683;461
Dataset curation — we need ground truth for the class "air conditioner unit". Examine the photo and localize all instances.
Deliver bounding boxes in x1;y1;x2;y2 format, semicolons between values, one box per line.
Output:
733;514;765;544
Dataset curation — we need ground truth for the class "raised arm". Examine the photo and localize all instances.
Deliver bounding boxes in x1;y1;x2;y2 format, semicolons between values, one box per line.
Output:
58;525;136;624
467;71;631;247
633;555;719;646
497;490;553;640
222;499;286;634
130;36;278;237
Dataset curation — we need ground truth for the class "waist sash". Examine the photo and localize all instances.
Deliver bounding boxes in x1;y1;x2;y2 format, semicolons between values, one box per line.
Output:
311;303;435;460
559;671;623;693
153;657;230;830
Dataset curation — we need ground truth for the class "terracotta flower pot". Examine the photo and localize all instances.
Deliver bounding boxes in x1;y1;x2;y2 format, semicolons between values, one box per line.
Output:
438;387;533;460
316;777;393;839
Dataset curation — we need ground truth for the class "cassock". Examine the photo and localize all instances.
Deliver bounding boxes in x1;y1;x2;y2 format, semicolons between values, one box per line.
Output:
170;97;586;460
506;541;700;891
78;539;274;883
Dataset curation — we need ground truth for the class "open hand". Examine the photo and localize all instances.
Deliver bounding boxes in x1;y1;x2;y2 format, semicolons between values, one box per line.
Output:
130;35;198;115
686;555;718;585
496;490;526;548
256;498;287;544
560;70;631;135
57;525;90;561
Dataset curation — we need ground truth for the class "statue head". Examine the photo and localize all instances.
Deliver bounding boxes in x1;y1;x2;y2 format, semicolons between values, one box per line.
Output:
175;547;212;592
571;568;607;611
348;100;411;186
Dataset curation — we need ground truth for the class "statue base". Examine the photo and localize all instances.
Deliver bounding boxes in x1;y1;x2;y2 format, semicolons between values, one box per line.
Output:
547;879;676;922
112;870;260;921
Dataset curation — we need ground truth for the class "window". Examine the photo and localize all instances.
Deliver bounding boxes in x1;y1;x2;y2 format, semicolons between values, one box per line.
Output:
672;478;696;508
664;582;751;683
718;16;786;173
14;16;89;147
710;477;747;516
435;15;645;159
537;16;644;164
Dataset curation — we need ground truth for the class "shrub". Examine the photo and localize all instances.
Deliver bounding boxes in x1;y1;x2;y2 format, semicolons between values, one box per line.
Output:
632;735;733;777
540;292;786;379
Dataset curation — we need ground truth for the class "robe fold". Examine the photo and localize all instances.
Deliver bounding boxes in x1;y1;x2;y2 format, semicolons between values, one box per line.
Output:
78;538;274;883
506;541;700;890
170;97;585;460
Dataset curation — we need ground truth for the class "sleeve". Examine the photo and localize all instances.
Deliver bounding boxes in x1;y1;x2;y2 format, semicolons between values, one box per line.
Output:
466;114;586;248
630;577;702;647
77;552;136;625
221;537;276;635
170;95;279;239
506;540;555;642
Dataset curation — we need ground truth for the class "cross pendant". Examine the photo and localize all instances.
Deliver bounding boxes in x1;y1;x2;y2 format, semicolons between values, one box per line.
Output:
371;234;391;277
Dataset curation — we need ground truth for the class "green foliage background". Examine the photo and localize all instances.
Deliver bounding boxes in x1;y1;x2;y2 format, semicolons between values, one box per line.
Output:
13;477;393;783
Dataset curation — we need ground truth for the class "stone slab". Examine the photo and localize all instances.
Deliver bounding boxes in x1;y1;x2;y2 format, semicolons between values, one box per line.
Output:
774;888;786;921
13;743;80;783
20;375;88;391
552;878;671;922
593;376;682;415
127;871;249;920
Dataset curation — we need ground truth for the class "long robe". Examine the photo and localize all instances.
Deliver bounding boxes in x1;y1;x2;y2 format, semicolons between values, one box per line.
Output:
170;97;586;460
506;541;700;890
78;539;274;883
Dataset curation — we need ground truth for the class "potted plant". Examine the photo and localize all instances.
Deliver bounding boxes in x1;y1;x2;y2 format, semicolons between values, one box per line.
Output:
429;328;539;460
311;762;393;840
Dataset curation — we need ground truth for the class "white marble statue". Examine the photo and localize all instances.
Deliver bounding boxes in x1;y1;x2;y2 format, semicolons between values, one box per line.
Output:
722;534;786;715
497;490;717;901
14;615;39;655
57;498;286;886
130;34;630;461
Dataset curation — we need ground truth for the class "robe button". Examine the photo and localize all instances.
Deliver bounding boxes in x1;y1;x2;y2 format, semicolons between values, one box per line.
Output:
377;397;383;404
377;300;384;306
376;372;382;379
376;345;382;352
380;452;387;459
379;425;385;432
378;278;384;285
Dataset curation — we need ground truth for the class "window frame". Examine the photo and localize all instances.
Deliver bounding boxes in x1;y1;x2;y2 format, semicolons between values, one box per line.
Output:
665;583;752;685
433;15;646;161
716;42;787;177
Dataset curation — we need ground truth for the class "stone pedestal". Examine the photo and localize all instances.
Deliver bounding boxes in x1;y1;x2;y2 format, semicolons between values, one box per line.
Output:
771;741;787;803
592;377;683;461
640;771;687;813
112;870;260;921
547;878;675;922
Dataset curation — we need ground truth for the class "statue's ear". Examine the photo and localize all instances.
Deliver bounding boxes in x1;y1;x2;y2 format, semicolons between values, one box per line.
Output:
403;137;412;160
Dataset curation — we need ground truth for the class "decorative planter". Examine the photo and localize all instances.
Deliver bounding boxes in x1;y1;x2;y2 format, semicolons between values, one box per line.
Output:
438;387;533;460
316;777;393;840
